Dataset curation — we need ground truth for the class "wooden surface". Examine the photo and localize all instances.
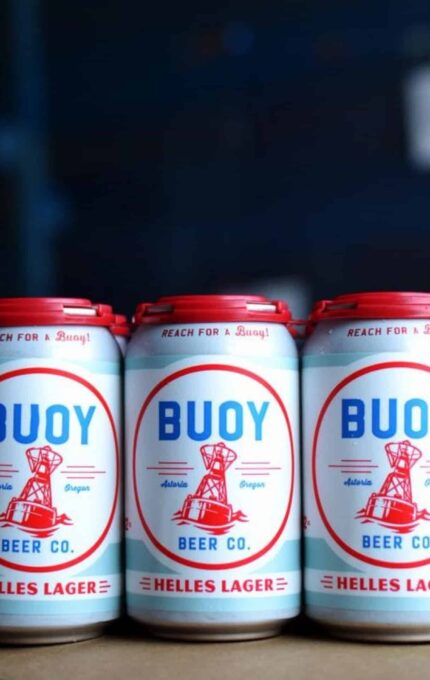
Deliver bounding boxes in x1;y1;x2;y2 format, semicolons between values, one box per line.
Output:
3;619;429;680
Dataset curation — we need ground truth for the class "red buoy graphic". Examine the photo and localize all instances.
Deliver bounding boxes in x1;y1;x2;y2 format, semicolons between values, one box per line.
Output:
1;446;72;536
357;440;430;532
174;442;247;534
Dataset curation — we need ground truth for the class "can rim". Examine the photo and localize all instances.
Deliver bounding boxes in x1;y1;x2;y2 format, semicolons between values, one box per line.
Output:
309;291;430;324
0;298;115;327
133;294;294;326
111;313;131;337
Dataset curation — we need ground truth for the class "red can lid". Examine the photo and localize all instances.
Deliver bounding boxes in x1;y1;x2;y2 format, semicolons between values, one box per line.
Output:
133;295;293;325
0;298;116;327
310;292;430;323
111;313;131;337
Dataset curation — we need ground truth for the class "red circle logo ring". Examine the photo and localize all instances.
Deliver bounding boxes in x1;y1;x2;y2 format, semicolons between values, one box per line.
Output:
133;363;295;570
0;367;120;573
312;361;430;569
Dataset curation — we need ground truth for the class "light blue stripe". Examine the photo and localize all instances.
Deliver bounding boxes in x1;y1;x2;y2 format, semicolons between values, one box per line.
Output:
0;545;122;579
127;592;299;613
126;539;177;574
0;358;121;374
126;356;298;370
305;538;363;573
302;353;376;368
126;355;190;369
126;539;300;574
306;591;430;612
74;543;121;577
0;597;120;615
0;358;21;366
254;540;300;573
240;356;298;369
66;359;121;375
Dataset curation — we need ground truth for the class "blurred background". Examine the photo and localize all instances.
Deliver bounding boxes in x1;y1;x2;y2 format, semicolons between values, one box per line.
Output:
1;0;430;319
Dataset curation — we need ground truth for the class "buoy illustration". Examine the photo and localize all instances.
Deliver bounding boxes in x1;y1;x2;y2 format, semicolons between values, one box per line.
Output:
174;442;247;533
363;440;421;525
2;445;71;532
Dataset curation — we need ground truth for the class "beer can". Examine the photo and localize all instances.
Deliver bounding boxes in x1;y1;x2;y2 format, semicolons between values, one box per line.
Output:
0;298;122;644
125;295;300;640
111;314;131;357
303;291;430;641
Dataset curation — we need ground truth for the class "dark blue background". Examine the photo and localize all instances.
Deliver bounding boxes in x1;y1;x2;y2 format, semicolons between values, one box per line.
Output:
1;1;429;316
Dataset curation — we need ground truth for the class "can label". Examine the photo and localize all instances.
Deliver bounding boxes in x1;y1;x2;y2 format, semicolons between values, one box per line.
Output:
305;347;430;616
0;361;120;623
126;356;300;620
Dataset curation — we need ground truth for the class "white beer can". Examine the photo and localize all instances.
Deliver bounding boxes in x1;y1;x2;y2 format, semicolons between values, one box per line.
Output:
110;314;131;357
0;298;122;644
303;291;430;641
125;295;300;640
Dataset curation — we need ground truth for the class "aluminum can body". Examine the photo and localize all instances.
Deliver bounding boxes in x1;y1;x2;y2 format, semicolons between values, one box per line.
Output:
125;295;300;640
0;299;122;644
110;314;131;357
114;335;128;357
303;292;430;641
